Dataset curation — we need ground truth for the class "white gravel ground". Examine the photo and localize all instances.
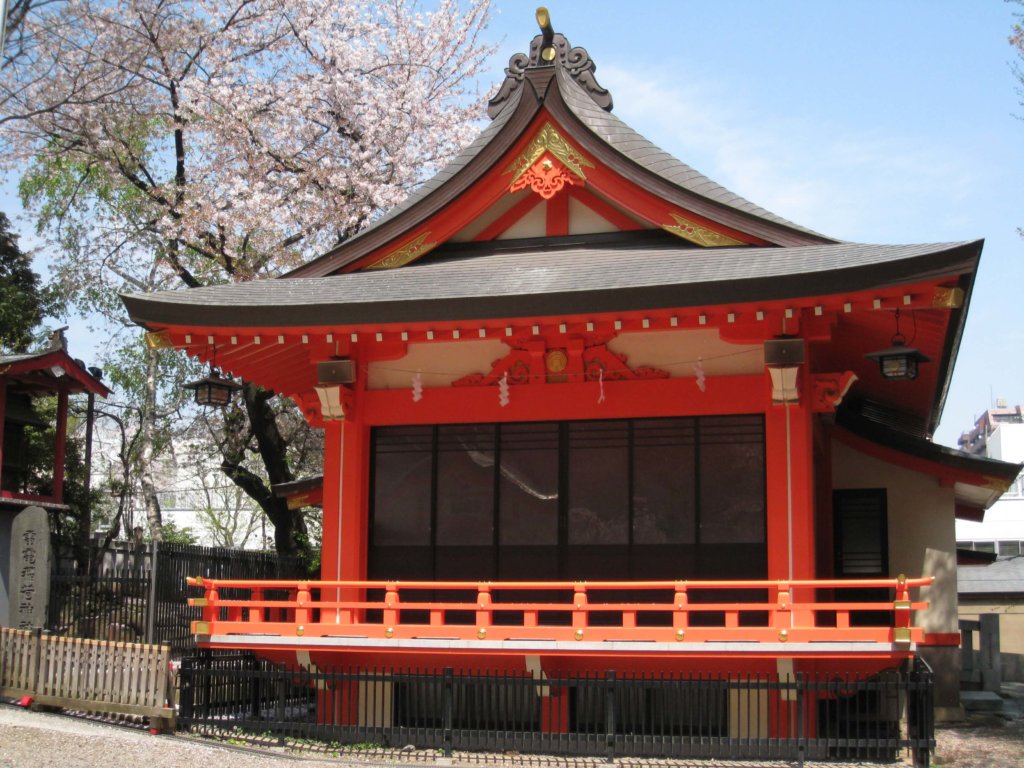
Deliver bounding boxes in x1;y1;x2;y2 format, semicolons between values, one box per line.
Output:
0;706;339;768
3;698;1023;768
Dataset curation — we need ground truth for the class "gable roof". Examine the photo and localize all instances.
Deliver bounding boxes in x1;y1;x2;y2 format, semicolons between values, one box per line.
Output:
287;23;833;278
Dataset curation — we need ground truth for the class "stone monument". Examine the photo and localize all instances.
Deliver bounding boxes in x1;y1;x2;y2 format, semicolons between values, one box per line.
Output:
8;506;50;630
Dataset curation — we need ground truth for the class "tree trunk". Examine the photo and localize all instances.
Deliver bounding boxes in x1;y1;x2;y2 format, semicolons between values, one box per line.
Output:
219;383;309;560
139;345;163;541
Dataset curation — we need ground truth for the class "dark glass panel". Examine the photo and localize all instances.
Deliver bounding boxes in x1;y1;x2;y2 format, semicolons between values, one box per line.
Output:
499;423;559;546
436;424;496;546
372;426;433;546
699;416;765;544
632;418;696;544
568;420;628;545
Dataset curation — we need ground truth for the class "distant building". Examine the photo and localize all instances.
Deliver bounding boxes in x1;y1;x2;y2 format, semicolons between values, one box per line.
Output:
957;404;1024;556
90;422;268;550
956;404;1024;680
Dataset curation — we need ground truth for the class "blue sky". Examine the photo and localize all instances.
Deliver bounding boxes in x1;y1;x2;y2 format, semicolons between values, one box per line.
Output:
4;1;1023;448
484;1;1024;447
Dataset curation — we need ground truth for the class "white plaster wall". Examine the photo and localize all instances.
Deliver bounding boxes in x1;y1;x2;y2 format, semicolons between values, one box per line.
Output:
498;202;546;239
608;329;763;379
567;197;623;234
448;190;531;242
831;439;959;633
367;340;511;390
367;331;762;392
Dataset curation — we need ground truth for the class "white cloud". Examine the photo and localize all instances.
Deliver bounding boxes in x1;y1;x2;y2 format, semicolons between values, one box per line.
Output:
598;64;981;244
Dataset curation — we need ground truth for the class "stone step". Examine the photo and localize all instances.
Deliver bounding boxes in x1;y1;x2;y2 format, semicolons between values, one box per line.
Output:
961;690;1004;712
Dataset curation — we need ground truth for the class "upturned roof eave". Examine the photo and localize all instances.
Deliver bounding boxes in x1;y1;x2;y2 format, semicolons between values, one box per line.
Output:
285;85;538;278
546;68;836;247
122;240;981;331
286;57;838;278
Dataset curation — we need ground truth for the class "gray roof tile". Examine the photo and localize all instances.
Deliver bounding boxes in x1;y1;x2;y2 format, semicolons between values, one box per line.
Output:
125;240;980;329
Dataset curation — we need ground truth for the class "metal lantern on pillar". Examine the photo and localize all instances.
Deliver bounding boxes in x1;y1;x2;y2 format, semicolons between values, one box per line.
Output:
315;359;356;420
864;309;929;381
764;337;805;404
183;369;242;406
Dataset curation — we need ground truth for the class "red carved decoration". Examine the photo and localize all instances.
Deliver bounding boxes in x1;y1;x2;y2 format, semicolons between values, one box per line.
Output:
452;339;668;388
509;155;583;200
811;371;858;413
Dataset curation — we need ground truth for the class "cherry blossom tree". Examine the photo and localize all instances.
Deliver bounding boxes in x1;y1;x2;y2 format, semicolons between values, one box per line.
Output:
0;0;493;555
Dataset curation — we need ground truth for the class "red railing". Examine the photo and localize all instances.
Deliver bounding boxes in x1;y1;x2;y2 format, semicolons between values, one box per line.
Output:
187;575;930;647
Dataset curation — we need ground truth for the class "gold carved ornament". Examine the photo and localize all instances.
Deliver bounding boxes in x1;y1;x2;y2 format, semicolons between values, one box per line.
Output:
506;123;594;193
363;232;437;270
510;156;581;200
662;212;744;247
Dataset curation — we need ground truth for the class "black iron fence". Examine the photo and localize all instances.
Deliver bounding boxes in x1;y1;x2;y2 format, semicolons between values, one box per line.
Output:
177;655;935;767
47;568;151;642
47;542;301;656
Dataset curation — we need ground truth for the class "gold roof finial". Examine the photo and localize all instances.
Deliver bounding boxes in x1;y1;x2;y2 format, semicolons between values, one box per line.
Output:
536;7;551;32
536;7;556;62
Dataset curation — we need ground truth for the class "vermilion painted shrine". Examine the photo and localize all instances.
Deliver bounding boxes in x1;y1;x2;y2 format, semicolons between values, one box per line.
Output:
122;10;1019;721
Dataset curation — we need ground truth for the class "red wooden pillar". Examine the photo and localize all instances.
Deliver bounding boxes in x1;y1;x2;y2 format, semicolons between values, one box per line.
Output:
320;414;370;627
540;684;570;733
317;682;359;726
320;420;343;582
764;362;816;742
338;417;370;582
764;394;815;581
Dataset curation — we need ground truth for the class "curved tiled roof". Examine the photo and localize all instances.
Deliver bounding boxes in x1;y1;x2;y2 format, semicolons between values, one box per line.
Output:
126;239;980;329
288;28;832;276
555;69;828;239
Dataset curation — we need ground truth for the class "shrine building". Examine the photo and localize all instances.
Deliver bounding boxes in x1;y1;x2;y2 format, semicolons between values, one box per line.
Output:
122;9;1019;729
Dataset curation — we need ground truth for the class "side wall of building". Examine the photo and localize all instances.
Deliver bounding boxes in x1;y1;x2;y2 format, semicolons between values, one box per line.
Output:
831;438;961;715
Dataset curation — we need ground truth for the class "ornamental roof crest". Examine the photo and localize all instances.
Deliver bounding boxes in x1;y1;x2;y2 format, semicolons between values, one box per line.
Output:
487;7;612;119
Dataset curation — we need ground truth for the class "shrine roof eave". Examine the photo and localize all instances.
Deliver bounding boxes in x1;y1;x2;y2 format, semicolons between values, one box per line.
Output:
834;409;1022;509
0;349;111;397
123;239;981;331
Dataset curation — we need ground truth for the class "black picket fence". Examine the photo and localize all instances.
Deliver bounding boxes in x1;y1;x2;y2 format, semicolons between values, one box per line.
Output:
46;542;301;656
177;654;935;767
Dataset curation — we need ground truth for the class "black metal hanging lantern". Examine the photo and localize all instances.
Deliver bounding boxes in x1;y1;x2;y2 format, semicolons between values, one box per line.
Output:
183;369;242;406
864;310;930;381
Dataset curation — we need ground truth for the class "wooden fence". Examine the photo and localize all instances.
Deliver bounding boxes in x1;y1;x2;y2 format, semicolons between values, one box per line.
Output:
0;627;174;730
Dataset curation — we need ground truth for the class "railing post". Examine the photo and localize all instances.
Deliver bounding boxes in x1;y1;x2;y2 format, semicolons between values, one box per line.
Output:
276;674;287;746
442;667;454;757
296;582;310;626
145;540;159;644
476;584;492;635
249;588;263;624
573;583;588;634
893;574;912;645
200;648;213;721
773;583;792;635
604;670;616;762
250;655;261;719
673;582;688;635
796;672;805;768
178;656;195;729
383;583;399;630
909;656;934;768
